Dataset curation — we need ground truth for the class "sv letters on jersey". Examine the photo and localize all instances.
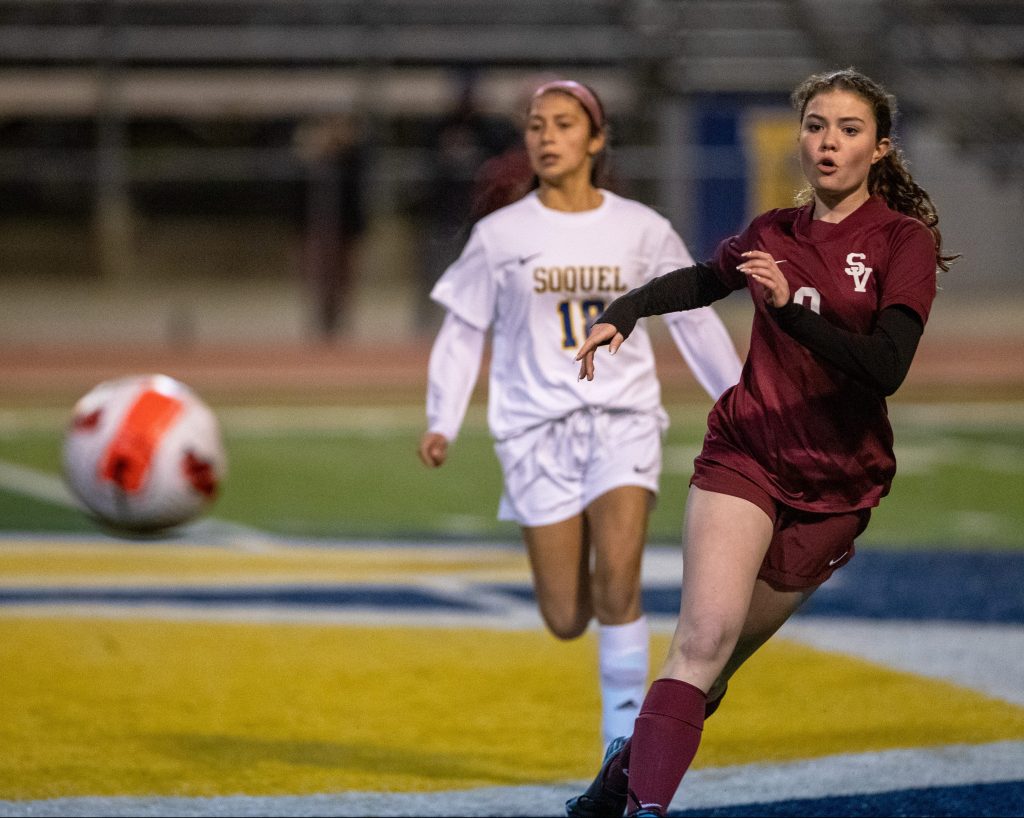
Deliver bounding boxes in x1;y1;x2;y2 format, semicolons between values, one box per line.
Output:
788;252;873;315
844;252;873;292
533;266;628;294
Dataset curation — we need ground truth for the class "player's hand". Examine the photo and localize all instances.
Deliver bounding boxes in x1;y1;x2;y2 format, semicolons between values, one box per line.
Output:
737;251;790;308
418;431;449;468
575;322;624;382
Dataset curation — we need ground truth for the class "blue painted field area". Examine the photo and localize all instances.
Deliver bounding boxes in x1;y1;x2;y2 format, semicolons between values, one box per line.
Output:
2;548;1020;626
503;549;1024;624
675;779;1024;818
800;550;1024;623
0;584;480;610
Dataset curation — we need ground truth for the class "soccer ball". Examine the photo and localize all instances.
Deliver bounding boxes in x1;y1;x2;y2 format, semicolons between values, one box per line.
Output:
62;374;227;534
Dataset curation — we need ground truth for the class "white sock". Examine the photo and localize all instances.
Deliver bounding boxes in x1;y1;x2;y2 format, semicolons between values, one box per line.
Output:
598;616;649;749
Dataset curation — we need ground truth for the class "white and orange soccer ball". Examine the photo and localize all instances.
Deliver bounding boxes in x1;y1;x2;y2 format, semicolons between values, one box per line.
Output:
62;374;227;533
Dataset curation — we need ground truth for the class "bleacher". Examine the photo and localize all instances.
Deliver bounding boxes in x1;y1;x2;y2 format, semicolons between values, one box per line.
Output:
1;0;1019;161
0;0;1020;298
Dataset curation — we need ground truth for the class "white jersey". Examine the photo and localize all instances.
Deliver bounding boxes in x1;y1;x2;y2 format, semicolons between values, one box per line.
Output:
430;189;741;442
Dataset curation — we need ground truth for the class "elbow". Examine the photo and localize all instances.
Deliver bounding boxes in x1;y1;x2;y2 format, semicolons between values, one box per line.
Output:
878;380;901;398
873;364;911;397
872;334;917;397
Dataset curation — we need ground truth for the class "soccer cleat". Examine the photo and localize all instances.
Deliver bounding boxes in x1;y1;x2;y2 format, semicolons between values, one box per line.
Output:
565;735;630;818
626;810;663;818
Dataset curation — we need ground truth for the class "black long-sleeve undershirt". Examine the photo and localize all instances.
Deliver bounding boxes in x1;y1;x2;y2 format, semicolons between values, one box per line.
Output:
599;262;732;338
769;301;923;396
598;263;925;397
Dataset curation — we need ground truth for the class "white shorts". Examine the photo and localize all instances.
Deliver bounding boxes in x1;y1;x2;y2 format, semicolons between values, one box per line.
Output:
495;408;668;527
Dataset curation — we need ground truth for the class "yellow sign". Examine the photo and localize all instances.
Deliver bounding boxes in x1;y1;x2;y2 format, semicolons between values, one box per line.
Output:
746;109;806;217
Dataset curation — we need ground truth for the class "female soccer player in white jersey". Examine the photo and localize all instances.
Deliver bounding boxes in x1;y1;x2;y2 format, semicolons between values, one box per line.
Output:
418;80;742;749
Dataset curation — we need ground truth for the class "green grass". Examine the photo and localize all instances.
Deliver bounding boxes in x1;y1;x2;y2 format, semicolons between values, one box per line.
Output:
1;401;1022;549
217;427;514;539
862;421;1024;548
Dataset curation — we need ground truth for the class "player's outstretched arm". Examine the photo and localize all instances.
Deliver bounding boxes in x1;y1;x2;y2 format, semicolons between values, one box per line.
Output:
418;431;449;468
575;322;624;381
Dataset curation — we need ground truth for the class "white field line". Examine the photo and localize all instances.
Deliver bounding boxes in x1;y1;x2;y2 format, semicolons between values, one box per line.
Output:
675;740;1024;810
889;401;1024;427
2;401;1022;435
0;458;276;551
0;740;1020;817
0;458;82;509
780;617;1024;707
893;438;1024;475
0;602;549;631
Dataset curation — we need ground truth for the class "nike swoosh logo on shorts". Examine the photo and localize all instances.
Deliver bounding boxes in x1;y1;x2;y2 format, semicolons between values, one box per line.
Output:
519;252;542;265
828;551;850;567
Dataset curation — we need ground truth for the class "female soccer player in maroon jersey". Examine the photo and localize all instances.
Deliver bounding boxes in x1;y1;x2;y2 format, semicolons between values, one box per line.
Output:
566;68;958;818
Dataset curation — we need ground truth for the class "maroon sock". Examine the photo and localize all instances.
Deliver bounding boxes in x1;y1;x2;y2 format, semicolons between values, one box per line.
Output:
602;683;718;794
625;678;706;815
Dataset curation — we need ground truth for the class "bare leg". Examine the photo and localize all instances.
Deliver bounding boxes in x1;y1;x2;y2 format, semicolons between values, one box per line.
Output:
522;485;652;638
524;487;653;746
585;486;654;745
585;485;652;625
572;489;814;815
658;486;775;690
706;579;817;701
617;488;774;814
522;515;592;639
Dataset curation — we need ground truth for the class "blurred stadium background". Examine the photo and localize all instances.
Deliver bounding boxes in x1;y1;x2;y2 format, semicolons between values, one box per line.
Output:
2;2;1024;816
1;0;1022;352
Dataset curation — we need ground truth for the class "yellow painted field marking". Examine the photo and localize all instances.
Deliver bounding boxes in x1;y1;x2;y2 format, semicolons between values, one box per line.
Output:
0;542;530;586
1;619;1023;799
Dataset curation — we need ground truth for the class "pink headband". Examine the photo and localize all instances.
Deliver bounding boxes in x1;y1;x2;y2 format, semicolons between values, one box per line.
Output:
531;80;604;129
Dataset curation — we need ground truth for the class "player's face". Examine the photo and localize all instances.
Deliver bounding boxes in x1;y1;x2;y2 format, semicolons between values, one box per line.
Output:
799;89;890;206
524;92;605;187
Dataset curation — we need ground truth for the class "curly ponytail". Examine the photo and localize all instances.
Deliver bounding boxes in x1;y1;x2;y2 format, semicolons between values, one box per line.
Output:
792;68;959;272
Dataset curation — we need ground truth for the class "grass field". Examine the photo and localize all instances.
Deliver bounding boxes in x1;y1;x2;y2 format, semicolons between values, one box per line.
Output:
2;398;1023;550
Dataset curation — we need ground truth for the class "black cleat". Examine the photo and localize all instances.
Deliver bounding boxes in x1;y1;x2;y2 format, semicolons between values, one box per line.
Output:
565;735;630;818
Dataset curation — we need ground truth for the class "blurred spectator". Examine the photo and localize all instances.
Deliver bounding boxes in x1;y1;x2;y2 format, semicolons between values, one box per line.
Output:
294;113;369;340
412;74;520;332
468;139;533;224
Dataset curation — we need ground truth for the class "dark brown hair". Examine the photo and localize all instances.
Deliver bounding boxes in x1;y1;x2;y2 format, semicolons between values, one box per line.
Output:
792;68;958;272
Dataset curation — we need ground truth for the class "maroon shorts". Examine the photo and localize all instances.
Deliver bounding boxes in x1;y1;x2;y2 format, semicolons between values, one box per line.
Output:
690;461;871;592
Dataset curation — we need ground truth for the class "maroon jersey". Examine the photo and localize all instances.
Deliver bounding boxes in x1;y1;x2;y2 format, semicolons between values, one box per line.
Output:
701;196;937;512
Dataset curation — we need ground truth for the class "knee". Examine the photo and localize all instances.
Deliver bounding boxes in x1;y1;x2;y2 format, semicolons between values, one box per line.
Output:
591;579;642;625
545;618;589;641
592;596;641;626
673;622;737;669
538;604;590;641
